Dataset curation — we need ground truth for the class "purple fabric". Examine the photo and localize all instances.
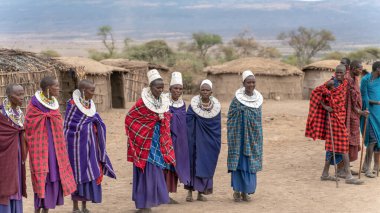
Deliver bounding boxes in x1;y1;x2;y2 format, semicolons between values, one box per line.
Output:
64;100;116;185
132;162;169;209
71;181;102;203
31;97;64;209
0;199;23;213
169;104;190;185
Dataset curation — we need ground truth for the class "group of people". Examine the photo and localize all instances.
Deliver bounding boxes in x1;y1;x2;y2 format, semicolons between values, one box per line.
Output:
125;69;264;212
306;58;380;185
0;77;115;213
0;68;264;213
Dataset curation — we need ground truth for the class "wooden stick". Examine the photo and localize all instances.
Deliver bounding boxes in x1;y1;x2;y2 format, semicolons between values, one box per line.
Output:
328;113;339;188
358;116;368;179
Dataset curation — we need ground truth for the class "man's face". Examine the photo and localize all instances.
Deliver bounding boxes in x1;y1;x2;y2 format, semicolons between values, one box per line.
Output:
352;64;363;76
335;69;346;81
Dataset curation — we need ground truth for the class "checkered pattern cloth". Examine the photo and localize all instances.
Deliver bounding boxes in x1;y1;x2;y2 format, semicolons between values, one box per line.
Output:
125;98;175;170
227;97;263;173
25;103;76;198
346;75;362;146
305;79;349;153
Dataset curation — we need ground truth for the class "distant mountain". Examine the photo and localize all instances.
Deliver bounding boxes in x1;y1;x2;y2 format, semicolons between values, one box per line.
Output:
1;0;379;43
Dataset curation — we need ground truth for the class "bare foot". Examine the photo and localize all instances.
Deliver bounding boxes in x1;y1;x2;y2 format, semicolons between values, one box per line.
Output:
233;191;241;202
186;191;193;202
197;192;207;201
241;193;252;202
345;178;364;185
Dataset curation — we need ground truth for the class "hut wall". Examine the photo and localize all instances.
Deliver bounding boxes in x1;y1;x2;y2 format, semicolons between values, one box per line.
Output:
207;73;303;102
0;70;56;110
121;67;149;105
302;70;333;99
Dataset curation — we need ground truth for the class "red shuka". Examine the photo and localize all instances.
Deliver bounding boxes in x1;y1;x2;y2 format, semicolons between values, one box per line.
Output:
125;98;175;170
25;103;76;198
305;79;349;154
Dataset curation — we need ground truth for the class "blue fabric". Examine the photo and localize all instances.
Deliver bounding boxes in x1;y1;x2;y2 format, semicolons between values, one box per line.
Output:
325;152;343;165
187;105;221;179
360;73;380;148
72;180;102;203
0;200;23;213
147;122;167;169
231;115;257;194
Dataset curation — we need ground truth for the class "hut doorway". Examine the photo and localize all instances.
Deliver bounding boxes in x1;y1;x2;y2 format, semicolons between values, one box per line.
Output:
60;69;78;105
111;72;125;108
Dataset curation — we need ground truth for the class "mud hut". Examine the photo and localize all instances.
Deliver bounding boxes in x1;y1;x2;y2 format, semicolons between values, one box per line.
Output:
0;48;66;110
204;57;304;101
100;59;170;106
56;57;128;112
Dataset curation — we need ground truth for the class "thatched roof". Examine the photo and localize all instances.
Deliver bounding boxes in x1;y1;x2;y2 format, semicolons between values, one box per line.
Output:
100;59;169;72
302;60;339;72
204;57;303;76
56;57;127;75
0;48;67;73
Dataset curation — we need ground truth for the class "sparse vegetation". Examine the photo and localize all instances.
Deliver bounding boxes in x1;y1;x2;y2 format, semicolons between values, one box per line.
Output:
40;49;60;57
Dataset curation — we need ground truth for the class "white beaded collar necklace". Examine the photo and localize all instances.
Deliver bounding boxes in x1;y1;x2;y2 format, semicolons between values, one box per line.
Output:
73;89;97;117
35;90;59;110
141;88;170;114
235;88;263;108
190;95;221;118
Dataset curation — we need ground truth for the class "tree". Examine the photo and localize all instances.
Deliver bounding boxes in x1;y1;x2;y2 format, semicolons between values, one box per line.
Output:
347;47;380;62
231;30;259;57
323;51;346;60
278;27;335;67
192;32;222;64
97;25;115;57
127;40;173;65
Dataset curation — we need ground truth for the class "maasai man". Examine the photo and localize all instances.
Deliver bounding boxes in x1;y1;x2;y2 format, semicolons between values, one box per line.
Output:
185;79;221;202
227;70;263;202
0;84;27;213
341;57;351;71
64;80;116;213
163;72;190;204
24;76;76;213
343;61;369;172
361;61;380;178
125;69;175;212
305;65;363;185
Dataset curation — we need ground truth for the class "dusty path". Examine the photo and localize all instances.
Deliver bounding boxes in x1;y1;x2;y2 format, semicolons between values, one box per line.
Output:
24;100;380;213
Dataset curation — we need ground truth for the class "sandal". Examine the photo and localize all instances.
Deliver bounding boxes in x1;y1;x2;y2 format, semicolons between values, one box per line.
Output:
233;191;241;202
197;193;207;202
345;178;364;185
241;193;252;202
365;173;376;178
82;209;90;213
351;170;359;175
72;210;82;213
320;176;340;181
186;191;193;202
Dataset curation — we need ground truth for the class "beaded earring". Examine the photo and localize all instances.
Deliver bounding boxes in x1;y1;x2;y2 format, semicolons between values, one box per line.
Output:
47;88;50;99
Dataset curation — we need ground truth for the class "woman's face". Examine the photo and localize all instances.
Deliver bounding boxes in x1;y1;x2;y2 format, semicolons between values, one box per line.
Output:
150;79;164;99
169;84;183;100
84;84;96;100
243;76;256;94
200;84;212;100
48;80;60;97
9;86;24;107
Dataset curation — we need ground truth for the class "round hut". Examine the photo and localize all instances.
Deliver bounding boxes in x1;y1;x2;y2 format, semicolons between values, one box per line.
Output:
56;57;128;112
100;59;170;104
204;57;304;101
0;48;66;110
302;60;339;99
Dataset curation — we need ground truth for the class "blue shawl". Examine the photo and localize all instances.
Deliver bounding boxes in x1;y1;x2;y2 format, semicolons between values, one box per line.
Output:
360;73;380;147
187;105;221;179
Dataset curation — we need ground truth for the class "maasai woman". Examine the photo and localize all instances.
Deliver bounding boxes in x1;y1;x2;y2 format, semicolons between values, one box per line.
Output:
25;76;76;213
163;72;190;204
0;84;27;213
64;80;116;213
125;69;176;212
185;79;221;202
227;70;263;202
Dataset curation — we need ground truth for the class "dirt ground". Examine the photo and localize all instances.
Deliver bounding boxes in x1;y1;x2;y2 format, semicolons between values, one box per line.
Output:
23;100;380;213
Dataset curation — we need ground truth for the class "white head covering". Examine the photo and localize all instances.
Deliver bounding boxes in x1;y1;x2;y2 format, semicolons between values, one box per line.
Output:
147;69;162;84
170;72;183;86
242;70;255;82
200;79;212;89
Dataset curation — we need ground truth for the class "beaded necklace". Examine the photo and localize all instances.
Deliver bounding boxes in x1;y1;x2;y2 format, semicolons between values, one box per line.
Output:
198;96;214;112
79;97;91;109
39;91;56;107
168;93;184;107
147;89;163;110
3;98;24;127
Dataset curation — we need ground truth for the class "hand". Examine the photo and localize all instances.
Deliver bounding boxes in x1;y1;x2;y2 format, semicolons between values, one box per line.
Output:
360;110;370;117
324;106;333;112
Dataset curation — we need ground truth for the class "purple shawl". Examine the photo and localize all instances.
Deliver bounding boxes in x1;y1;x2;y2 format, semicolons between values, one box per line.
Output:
64;100;116;184
169;103;190;184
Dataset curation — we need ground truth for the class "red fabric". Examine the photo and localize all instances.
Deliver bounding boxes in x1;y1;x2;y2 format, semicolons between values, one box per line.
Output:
305;79;349;153
125;98;175;170
0;111;27;205
25;103;76;198
346;74;362;146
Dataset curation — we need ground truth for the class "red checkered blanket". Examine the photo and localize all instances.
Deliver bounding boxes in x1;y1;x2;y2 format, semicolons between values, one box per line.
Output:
305;79;349;153
125;98;175;169
25;103;76;198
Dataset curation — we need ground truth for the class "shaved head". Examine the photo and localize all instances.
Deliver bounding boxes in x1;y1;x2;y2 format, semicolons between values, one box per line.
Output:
336;64;346;73
78;79;95;90
5;84;23;96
